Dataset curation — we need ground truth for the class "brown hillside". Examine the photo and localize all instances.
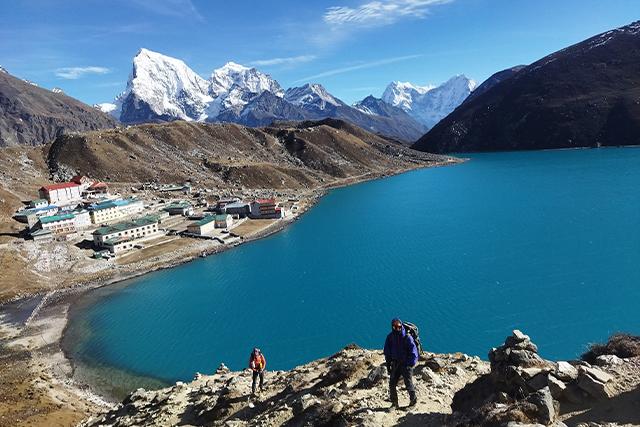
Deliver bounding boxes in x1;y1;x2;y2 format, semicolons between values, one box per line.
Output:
46;119;448;189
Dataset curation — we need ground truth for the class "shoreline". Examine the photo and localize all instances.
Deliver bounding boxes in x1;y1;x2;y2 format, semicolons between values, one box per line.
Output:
0;158;459;421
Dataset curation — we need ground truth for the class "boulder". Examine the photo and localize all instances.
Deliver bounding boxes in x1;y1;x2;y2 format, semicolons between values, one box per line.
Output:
547;375;567;400
525;387;557;424
594;354;624;366
555;362;578;382
576;368;616;399
526;372;550;392
579;366;613;384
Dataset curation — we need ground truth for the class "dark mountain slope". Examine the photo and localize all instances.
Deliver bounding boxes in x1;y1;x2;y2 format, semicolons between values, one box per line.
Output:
413;21;640;153
464;65;526;104
0;70;117;146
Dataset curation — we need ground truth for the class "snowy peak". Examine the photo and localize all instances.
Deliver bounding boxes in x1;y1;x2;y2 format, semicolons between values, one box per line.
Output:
210;62;283;98
120;48;212;122
285;83;343;111
381;75;476;128
0;66;7;74
95;103;118;114
382;81;434;112
352;95;396;117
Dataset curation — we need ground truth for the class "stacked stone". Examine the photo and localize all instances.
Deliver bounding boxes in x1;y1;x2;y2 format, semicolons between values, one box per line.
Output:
489;329;555;396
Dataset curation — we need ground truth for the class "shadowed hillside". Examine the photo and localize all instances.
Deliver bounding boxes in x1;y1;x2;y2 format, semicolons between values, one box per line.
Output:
0;70;117;147
413;21;640;153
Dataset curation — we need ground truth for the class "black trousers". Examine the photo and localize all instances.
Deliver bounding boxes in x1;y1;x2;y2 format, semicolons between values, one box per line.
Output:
252;370;264;394
389;364;416;402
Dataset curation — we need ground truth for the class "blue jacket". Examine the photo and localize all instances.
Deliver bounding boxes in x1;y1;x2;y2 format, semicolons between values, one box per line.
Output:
384;326;419;367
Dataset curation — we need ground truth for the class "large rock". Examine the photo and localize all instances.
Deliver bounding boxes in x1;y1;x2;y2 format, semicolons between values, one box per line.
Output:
525;387;557;425
576;367;616;399
547;375;567;400
555;362;578;382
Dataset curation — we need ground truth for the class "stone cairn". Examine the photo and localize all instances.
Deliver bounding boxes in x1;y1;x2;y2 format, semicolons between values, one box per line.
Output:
464;330;618;426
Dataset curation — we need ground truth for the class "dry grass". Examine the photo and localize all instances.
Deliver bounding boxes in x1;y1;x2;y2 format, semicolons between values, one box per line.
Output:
0;350;88;427
116;237;193;265
231;219;276;238
582;334;640;363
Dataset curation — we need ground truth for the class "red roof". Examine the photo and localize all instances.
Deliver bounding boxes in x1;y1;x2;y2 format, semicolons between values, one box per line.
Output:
71;175;89;184
89;182;108;189
40;182;80;192
256;198;275;204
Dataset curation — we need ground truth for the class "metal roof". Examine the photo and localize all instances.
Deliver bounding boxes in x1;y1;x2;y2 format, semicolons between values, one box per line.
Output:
93;215;158;236
193;215;216;226
40;213;75;224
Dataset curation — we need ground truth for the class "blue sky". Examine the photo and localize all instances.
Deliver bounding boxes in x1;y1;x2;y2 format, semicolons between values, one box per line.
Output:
2;0;638;105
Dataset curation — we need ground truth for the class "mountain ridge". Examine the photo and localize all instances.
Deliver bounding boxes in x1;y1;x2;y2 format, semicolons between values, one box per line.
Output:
413;21;640;153
98;48;429;143
0;69;117;146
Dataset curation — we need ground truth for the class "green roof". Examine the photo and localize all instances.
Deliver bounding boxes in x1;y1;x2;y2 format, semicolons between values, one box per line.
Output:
31;199;48;204
93;215;158;236
214;214;231;221
193;215;215;226
40;213;75;224
163;201;192;211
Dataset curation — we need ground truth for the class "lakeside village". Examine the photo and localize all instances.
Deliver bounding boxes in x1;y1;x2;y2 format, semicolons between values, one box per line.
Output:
12;175;301;260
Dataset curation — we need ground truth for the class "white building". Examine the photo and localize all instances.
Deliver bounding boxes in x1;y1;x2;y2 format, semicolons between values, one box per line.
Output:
89;198;144;224
186;215;217;236
73;210;92;229
214;214;233;229
92;216;161;254
28;199;48;209
38;213;76;235
39;182;82;205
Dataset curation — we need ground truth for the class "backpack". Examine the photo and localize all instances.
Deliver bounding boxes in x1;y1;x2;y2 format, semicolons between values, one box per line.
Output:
403;321;423;355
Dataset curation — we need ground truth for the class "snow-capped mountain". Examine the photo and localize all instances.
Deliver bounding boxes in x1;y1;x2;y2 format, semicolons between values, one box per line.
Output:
284;83;343;114
382;75;476;128
101;48;430;142
113;48;212;123
353;95;409;118
382;82;434;112
210;62;283;98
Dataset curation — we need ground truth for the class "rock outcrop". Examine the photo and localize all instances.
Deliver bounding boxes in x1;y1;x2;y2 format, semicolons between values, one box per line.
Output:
82;347;489;427
80;331;640;427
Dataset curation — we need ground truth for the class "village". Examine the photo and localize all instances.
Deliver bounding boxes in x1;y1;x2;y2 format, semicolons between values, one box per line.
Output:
12;175;303;261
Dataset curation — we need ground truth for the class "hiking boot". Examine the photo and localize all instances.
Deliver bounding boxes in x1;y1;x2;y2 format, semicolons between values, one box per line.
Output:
408;397;418;407
387;399;399;411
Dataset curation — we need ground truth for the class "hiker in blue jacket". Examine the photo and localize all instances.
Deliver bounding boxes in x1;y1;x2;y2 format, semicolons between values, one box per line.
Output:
384;318;418;408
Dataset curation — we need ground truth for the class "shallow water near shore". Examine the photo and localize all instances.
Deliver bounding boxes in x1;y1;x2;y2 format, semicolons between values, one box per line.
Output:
65;148;640;398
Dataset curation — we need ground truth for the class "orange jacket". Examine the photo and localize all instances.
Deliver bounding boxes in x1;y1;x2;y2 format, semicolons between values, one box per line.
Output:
249;353;266;371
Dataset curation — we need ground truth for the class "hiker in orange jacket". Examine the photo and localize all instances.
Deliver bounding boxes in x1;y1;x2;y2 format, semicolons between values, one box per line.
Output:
248;347;266;396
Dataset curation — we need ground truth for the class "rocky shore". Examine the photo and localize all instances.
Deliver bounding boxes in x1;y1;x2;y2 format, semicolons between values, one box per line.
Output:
80;331;640;427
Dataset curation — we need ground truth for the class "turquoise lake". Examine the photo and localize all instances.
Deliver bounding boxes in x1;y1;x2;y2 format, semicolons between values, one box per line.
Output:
64;148;640;398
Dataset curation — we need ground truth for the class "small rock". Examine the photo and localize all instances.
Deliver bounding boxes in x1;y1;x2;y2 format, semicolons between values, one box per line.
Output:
422;369;444;386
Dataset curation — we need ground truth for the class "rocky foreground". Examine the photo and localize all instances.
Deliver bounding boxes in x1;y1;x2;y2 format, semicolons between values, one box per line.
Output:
81;332;640;427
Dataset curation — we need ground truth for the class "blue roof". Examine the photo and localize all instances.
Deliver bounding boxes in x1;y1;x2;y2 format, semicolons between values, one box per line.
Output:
15;205;59;216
